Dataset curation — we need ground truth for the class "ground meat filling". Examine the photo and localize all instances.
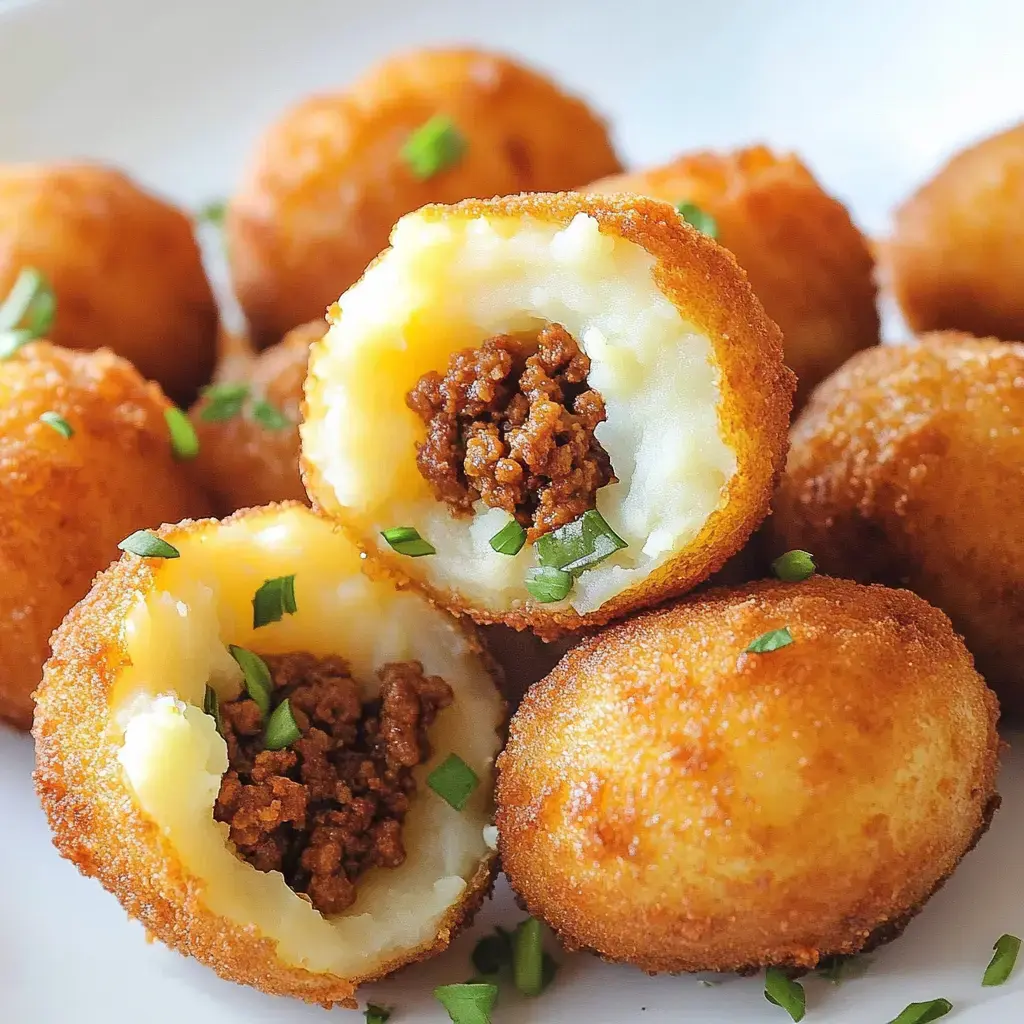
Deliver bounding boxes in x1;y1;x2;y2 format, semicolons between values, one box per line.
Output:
213;654;453;916
406;323;615;540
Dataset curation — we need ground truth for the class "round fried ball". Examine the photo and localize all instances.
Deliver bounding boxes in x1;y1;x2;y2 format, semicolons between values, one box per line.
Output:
769;332;1024;716
0;163;218;404
33;502;504;1007
497;577;1000;973
887;122;1024;340
587;146;879;406
228;47;622;347
0;342;213;729
190;320;321;515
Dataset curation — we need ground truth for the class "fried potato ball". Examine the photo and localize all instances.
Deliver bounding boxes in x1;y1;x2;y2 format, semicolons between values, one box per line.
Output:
301;193;794;638
497;577;1000;973
0;163;218;404
587;146;880;406
769;332;1024;716
227;47;622;347
190;320;321;515
33;503;504;1007
887;122;1024;340
0;342;213;730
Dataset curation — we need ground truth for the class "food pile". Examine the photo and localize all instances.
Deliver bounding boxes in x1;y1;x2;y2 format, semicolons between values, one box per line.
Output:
0;43;1019;1023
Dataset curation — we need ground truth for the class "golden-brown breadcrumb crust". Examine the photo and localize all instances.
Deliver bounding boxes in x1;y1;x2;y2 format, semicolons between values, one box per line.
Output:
302;191;795;639
32;503;502;1008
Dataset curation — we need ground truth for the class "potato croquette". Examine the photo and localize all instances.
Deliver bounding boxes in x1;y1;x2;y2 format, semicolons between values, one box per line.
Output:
0;342;212;730
301;193;794;638
33;503;504;1007
191;320;321;515
496;578;1000;973
0;164;218;404
769;333;1024;717
887;123;1024;340
587;146;879;406
227;48;622;347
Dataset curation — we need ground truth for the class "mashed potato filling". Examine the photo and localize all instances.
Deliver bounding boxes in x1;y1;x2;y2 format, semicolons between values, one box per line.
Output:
111;506;502;978
303;211;736;614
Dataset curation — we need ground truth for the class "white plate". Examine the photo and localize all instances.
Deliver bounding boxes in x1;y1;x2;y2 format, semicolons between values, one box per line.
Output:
2;0;1023;1021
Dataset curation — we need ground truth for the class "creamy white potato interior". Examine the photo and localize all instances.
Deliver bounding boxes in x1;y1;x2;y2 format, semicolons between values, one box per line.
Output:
112;505;502;978
303;211;736;614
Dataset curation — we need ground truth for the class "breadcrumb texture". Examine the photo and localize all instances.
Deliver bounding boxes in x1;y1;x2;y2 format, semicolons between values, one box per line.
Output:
33;504;504;1007
227;47;622;346
497;577;1000;973
770;333;1024;717
0;163;218;404
0;342;212;729
587;145;879;406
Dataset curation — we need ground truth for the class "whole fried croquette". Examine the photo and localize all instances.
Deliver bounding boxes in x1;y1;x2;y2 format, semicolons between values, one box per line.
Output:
190;320;322;515
0;342;213;730
587;146;879;406
227;47;622;347
0;163;218;404
769;333;1024;716
33;503;504;1007
887;122;1024;341
301;192;794;638
496;577;1000;974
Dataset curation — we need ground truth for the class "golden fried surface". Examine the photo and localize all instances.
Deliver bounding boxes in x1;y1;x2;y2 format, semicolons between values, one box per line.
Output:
587;146;879;406
0;164;218;404
0;342;212;729
497;578;1000;973
190;320;322;515
770;333;1024;716
228;48;622;347
887;123;1024;340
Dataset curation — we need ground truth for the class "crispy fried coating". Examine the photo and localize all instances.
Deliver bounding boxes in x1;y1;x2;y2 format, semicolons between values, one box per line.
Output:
887;123;1024;340
190;320;321;514
769;333;1024;716
228;48;622;347
497;577;1000;973
0;163;218;404
587;146;879;406
0;342;212;730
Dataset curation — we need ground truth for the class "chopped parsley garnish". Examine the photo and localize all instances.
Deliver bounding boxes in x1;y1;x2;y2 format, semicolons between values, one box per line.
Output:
764;968;805;1021
0;267;56;359
196;199;227;226
772;549;816;583
203;684;223;736
746;627;794;654
886;998;953;1024
118;530;180;559
381;526;436;557
199;382;250;422
39;411;73;438
524;565;573;603
251;398;290;431
363;1003;391;1024
434;982;498;1024
816;954;872;985
472;928;513;976
676;201;719;239
489;519;527;556
402;116;467;180
252;574;297;628
536;508;626;576
164;406;199;459
983;933;1021;986
427;753;479;811
264;697;301;750
228;645;273;718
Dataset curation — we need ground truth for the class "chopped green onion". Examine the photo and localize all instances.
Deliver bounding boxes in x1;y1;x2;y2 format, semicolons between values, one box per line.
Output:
250;398;291;431
228;645;273;718
264;697;301;750
252;574;297;628
536;508;626;576
983;933;1021;986
427;753;479;811
433;982;498;1024
816;954;872;985
676;201;719;239
513;917;557;997
764;968;805;1021
524;565;573;603
489;519;527;556
39;411;73;438
746;627;794;654
199;382;250;422
363;1003;391;1024
196;199;227;226
472;928;513;976
164;407;199;459
886;998;953;1024
118;530;180;559
402;116;467;180
0;267;56;358
772;549;816;583
381;526;436;557
203;684;224;737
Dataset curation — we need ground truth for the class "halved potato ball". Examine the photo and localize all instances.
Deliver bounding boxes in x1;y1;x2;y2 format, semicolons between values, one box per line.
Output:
227;47;622;346
587;146;879;406
33;503;504;1007
0;163;218;403
302;192;794;638
769;333;1024;716
0;341;212;730
886;122;1024;340
497;577;1000;973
